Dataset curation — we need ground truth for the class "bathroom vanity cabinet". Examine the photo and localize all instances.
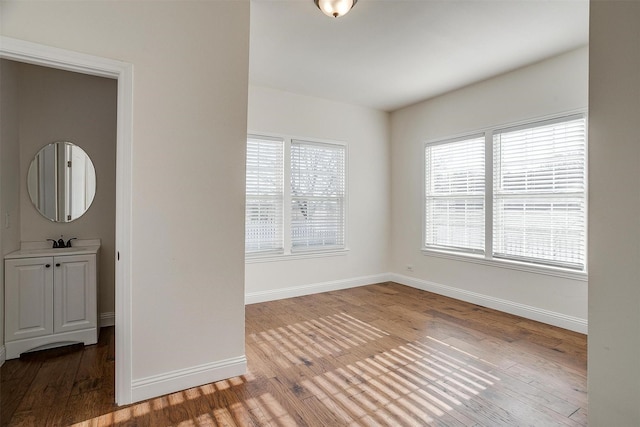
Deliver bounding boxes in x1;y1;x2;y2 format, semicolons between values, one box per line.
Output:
4;243;100;359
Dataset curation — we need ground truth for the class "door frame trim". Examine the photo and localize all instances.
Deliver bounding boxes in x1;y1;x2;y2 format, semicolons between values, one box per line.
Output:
0;36;134;405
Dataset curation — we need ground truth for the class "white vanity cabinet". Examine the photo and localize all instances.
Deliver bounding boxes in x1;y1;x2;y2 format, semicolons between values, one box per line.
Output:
4;244;99;359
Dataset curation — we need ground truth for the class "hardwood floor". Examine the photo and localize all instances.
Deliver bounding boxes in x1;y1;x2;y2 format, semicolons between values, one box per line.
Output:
0;282;587;426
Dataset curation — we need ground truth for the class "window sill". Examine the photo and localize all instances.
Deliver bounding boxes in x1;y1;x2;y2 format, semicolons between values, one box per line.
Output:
246;248;349;264
421;248;588;281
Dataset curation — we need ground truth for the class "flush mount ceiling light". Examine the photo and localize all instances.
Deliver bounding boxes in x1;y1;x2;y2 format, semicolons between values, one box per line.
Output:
314;0;358;18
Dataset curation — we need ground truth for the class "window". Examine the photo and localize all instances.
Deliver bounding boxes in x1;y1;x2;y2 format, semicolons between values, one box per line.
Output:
245;135;347;256
245;136;284;254
291;141;346;251
424;114;587;272
493;116;586;269
424;135;485;253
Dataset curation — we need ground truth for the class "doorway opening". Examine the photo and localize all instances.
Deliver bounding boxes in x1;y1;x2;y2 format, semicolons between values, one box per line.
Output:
0;36;133;405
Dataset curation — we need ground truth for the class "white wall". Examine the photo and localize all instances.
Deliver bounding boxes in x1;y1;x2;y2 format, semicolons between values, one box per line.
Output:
588;2;640;424
0;59;22;363
15;62;117;323
246;86;390;301
1;0;250;400
389;47;589;330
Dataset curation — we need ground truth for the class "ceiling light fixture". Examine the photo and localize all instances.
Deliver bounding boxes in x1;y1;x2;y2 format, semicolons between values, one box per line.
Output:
314;0;358;18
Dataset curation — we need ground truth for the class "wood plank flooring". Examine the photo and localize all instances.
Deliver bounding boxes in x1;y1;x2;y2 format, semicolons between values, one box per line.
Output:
0;282;587;426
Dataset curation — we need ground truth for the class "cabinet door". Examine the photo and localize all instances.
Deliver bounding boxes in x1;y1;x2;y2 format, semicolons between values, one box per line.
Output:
53;254;97;334
5;257;54;342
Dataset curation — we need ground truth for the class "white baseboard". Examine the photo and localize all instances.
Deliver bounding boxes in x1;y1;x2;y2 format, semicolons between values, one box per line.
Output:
245;273;391;305
100;312;115;328
0;345;5;367
131;355;247;403
245;272;587;333
390;273;588;334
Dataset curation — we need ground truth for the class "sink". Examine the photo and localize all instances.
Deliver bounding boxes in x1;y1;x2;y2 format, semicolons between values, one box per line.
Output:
53;247;89;253
19;247;84;254
6;245;100;259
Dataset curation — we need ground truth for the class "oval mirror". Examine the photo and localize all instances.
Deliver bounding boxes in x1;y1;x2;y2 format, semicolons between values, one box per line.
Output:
27;141;96;222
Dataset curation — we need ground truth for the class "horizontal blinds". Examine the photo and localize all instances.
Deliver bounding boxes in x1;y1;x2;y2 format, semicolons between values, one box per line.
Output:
245;136;284;254
493;116;586;269
291;140;346;251
425;136;485;252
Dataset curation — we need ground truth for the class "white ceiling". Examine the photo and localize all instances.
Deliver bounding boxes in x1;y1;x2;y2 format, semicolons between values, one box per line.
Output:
249;0;589;112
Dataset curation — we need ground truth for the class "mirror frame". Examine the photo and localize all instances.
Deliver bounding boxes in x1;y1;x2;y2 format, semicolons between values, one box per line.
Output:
27;141;97;223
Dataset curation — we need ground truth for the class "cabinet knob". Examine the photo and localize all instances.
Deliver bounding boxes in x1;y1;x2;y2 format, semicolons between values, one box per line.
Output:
55;263;61;267
45;264;51;268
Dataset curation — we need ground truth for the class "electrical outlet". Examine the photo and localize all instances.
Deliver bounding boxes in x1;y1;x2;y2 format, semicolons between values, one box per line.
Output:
4;212;9;229
406;265;413;272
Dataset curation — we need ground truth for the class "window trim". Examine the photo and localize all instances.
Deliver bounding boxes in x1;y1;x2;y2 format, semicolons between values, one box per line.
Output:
246;248;350;264
422;111;588;278
421;246;587;281
245;132;349;260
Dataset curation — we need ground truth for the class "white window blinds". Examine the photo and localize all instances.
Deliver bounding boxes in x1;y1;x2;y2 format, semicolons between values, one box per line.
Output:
493;115;586;269
245;136;284;254
425;136;485;253
291;140;346;251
